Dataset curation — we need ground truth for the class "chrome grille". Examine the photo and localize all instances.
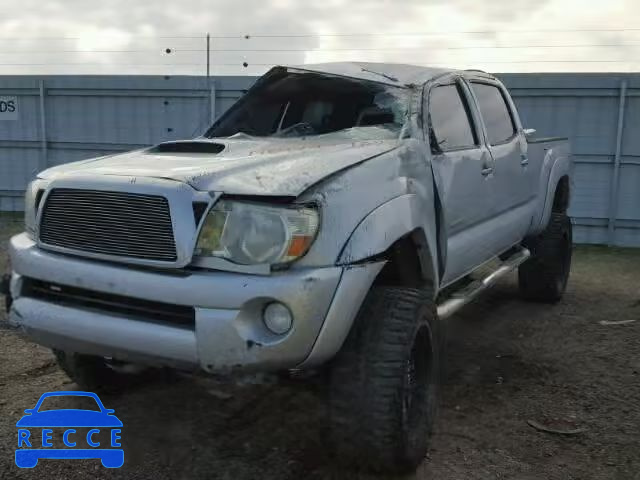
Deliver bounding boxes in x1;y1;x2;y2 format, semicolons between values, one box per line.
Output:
39;189;177;262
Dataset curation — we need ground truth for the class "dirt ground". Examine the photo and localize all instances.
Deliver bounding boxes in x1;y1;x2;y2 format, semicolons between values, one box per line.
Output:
0;219;639;480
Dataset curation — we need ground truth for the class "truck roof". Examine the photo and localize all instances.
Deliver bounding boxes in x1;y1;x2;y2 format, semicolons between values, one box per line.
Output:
284;61;495;87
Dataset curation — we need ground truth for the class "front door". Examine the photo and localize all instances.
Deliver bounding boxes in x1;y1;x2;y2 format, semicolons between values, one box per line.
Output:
426;78;497;286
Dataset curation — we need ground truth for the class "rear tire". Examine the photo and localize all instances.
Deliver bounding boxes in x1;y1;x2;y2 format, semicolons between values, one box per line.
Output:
53;350;149;393
328;287;443;473
519;213;572;303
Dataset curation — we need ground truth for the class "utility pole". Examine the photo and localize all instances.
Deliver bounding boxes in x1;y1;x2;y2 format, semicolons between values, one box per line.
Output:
206;33;215;124
206;32;211;79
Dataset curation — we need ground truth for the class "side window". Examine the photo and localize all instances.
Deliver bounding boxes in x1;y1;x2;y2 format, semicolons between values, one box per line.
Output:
470;83;516;145
428;84;477;152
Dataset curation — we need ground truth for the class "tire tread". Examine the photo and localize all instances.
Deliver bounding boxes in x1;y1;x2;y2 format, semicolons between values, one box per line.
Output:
328;286;441;473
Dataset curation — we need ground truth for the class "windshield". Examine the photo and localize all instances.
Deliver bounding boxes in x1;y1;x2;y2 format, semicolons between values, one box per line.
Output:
205;71;409;140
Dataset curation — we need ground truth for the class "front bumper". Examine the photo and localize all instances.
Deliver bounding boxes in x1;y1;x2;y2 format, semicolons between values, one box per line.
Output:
8;233;383;372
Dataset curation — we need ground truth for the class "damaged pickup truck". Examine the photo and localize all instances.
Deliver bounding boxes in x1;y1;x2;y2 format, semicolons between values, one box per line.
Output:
6;62;572;472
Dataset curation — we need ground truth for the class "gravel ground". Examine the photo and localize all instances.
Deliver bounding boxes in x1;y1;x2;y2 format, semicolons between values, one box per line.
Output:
0;219;639;479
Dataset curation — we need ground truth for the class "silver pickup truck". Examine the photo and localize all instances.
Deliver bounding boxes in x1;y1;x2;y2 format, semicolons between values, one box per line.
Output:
6;62;571;473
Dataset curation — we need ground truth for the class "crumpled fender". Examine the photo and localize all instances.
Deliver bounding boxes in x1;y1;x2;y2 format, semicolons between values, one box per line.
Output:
337;193;440;289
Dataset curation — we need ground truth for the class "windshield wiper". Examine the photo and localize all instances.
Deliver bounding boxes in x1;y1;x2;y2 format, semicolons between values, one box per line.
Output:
361;67;398;83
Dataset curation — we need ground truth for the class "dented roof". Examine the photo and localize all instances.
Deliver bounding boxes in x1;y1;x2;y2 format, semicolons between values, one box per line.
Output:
284;62;494;87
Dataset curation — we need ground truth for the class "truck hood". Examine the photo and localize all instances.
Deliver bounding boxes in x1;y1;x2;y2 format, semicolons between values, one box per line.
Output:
39;137;399;197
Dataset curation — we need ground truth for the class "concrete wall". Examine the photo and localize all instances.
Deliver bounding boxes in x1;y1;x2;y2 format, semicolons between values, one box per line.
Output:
0;73;638;246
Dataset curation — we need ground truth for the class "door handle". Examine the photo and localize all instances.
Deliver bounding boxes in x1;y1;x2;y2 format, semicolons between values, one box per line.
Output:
520;154;529;166
481;167;493;176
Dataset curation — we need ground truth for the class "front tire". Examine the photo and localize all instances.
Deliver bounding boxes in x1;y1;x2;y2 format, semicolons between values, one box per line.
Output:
328;287;443;473
519;213;572;302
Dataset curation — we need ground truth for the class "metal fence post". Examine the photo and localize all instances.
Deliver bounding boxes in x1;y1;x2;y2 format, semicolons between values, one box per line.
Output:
206;33;210;79
608;80;628;246
38;79;48;171
209;80;216;125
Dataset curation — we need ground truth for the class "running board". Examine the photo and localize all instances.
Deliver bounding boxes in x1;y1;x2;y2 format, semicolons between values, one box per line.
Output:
437;247;530;320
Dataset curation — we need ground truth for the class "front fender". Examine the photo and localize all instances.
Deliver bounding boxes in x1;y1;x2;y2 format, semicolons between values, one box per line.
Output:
337;194;439;288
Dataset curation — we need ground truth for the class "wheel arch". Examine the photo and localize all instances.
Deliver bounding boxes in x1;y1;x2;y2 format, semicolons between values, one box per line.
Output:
552;175;570;214
299;195;441;369
337;194;440;294
534;149;571;234
371;229;436;296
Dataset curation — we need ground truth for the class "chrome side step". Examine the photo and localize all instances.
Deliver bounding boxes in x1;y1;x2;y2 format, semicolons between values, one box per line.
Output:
437;247;530;320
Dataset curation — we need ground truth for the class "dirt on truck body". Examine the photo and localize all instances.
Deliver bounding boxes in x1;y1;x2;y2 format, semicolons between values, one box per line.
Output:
3;62;578;473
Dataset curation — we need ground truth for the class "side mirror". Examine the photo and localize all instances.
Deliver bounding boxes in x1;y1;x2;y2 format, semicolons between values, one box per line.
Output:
105;409;115;414
523;128;537;139
23;409;34;415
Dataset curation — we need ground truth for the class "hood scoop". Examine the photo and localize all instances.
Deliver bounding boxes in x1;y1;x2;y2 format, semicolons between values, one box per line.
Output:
148;140;226;154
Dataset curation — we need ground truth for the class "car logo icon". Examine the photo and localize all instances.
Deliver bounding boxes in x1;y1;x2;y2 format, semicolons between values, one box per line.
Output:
15;391;123;468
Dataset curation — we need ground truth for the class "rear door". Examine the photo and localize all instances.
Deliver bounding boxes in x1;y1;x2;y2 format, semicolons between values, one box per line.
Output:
426;78;497;286
466;80;534;250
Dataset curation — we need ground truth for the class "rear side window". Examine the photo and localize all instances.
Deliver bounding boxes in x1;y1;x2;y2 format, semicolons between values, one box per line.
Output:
428;84;477;152
470;83;516;145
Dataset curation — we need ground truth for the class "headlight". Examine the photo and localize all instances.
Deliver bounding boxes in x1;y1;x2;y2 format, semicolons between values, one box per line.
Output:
194;200;319;266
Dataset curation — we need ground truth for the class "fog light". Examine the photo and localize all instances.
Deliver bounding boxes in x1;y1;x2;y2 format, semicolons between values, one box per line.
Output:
263;302;293;335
